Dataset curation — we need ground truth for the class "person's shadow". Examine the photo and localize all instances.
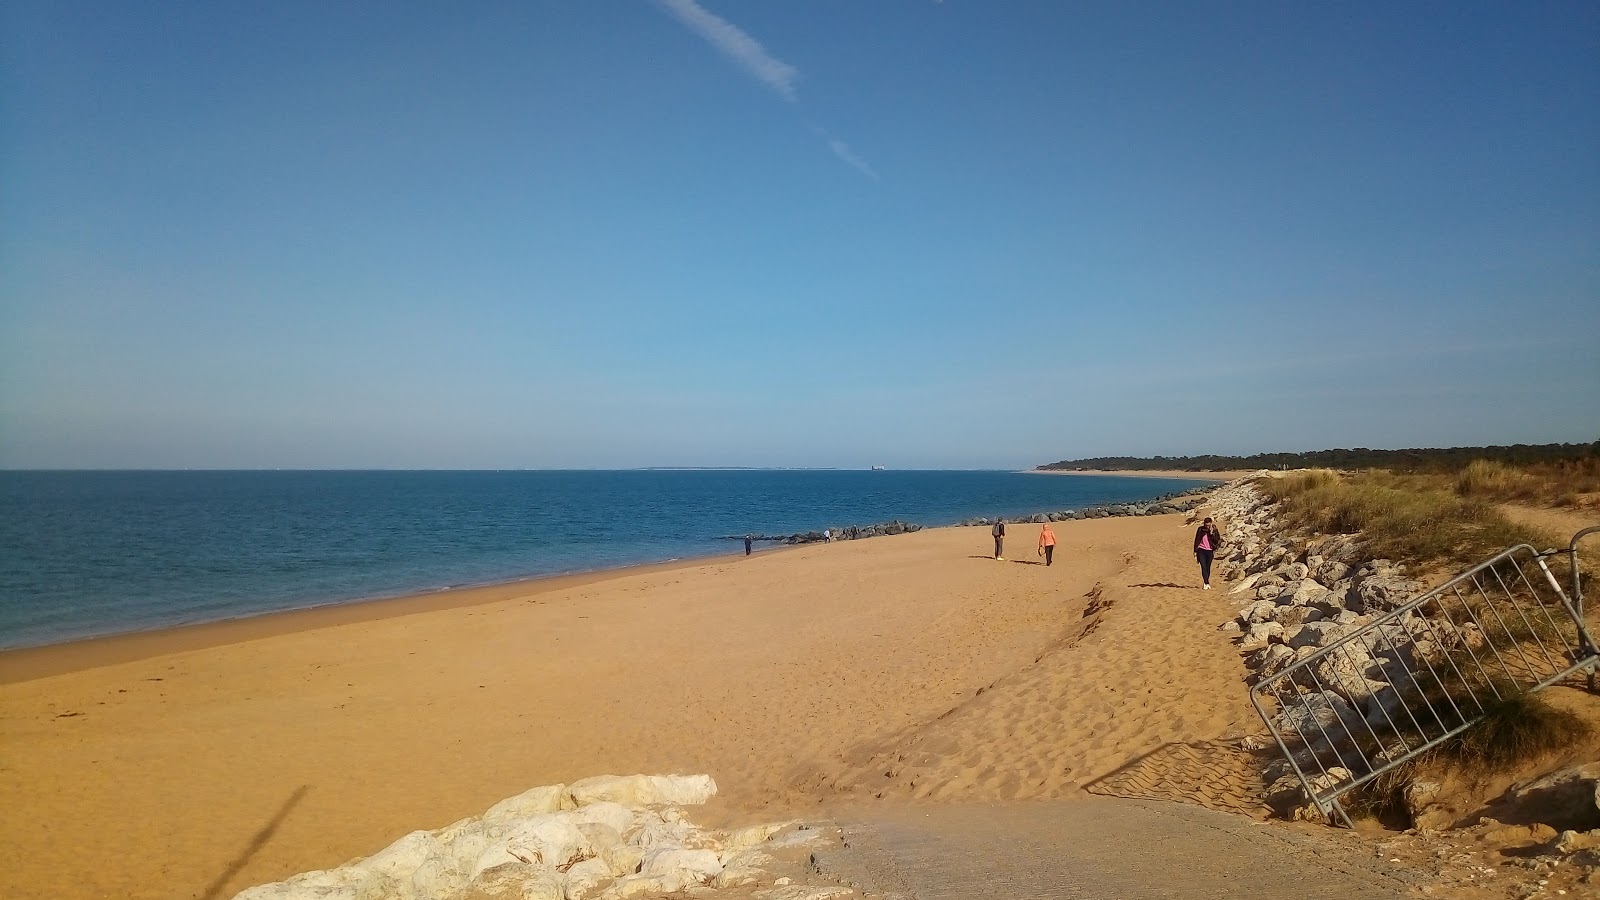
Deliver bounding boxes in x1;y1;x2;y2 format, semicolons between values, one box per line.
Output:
1129;582;1188;588
966;555;1046;565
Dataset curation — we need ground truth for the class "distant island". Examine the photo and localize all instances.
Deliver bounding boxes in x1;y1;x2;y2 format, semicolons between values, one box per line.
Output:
1038;441;1599;473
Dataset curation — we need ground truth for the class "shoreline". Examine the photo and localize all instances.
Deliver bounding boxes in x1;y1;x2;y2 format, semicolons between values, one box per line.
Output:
0;549;770;684
2;477;1225;673
1028;468;1258;480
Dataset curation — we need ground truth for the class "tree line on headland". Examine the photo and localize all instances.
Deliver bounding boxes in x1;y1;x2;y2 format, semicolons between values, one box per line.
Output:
1038;441;1600;473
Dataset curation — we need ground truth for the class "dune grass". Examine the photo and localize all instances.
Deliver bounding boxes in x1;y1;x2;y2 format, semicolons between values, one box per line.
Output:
1353;689;1592;821
1455;457;1600;509
1255;468;1558;567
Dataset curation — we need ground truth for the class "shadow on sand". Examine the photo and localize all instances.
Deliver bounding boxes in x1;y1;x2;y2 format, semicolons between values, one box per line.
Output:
966;555;1048;565
199;784;311;900
1082;740;1271;817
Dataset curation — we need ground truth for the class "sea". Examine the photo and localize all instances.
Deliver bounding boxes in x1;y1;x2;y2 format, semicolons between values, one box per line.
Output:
0;469;1216;651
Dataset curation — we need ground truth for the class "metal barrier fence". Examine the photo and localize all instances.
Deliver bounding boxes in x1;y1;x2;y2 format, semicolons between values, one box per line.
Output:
1249;540;1598;827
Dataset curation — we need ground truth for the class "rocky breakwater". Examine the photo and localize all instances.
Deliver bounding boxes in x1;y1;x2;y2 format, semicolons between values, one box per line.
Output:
958;486;1215;526
1203;480;1428;812
1202;477;1599;894
235;774;857;900
727;521;923;545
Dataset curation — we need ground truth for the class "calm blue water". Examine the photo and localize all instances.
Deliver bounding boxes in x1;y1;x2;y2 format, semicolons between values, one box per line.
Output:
0;470;1214;650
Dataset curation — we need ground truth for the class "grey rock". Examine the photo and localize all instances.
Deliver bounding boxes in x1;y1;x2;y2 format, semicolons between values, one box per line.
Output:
1355;575;1424;613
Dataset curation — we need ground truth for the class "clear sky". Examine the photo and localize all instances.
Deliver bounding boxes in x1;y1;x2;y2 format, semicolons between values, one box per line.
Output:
3;1;1597;470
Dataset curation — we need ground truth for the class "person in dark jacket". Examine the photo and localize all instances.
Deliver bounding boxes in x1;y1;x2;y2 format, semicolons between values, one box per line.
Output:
1193;517;1221;589
992;518;1006;560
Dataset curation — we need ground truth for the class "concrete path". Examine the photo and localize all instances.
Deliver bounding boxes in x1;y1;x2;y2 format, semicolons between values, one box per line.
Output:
812;798;1421;899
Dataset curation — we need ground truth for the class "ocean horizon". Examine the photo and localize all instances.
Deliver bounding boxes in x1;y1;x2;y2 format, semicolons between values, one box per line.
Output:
0;469;1218;651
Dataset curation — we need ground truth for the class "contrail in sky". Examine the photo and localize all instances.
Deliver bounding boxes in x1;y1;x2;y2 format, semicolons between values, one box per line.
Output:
828;139;880;180
656;0;800;100
655;0;878;179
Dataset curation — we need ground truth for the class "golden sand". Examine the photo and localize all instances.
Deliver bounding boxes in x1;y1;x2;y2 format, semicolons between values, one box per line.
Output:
0;509;1265;900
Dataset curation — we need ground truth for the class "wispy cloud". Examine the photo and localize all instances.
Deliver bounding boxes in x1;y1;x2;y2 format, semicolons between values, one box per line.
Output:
657;0;799;100
654;1;877;179
827;139;879;180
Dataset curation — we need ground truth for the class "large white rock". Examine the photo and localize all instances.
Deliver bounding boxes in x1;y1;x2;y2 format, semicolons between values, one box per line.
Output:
568;774;717;809
641;847;722;883
562;857;615;900
485;783;571;820
715;849;777;888
232;773;841;900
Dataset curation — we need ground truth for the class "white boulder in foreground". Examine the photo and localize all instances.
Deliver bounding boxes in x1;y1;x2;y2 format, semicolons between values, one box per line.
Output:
234;774;850;900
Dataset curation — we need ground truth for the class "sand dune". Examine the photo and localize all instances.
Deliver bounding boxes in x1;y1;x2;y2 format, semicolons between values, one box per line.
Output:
0;505;1263;900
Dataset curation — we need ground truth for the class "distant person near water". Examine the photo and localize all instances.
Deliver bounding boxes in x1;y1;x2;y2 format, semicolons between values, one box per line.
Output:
1038;522;1056;566
992;518;1006;560
1194;517;1221;589
824;529;832;543
744;534;753;556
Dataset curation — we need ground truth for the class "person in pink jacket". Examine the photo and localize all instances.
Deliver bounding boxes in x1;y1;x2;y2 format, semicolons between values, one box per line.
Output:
1193;517;1221;589
1037;522;1057;566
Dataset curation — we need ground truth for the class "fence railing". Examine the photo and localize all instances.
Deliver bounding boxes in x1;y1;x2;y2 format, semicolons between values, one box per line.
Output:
1249;538;1598;827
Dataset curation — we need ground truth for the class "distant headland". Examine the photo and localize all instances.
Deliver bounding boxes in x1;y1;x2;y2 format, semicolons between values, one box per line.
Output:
1038;441;1598;473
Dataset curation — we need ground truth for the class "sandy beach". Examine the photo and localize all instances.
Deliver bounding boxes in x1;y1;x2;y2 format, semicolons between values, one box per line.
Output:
0;507;1266;900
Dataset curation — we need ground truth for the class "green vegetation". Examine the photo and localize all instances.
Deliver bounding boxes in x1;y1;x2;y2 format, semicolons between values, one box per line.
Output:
1038;441;1599;474
1254;469;1557;567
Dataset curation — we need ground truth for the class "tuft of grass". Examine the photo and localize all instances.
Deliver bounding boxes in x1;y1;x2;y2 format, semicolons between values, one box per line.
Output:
1352;690;1591;820
1457;459;1537;499
1446;690;1592;772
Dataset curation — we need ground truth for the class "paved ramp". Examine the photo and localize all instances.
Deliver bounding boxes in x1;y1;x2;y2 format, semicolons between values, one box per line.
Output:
813;798;1418;899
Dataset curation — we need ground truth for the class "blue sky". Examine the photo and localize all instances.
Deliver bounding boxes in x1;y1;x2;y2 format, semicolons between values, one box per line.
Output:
3;1;1596;469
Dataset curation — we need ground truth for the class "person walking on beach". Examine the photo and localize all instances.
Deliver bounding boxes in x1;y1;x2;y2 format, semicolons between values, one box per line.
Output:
1038;522;1057;566
744;534;753;556
1194;517;1221;589
992;518;1006;560
824;529;832;544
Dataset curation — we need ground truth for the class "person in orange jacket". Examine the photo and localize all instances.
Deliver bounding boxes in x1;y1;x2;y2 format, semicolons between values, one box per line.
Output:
1037;521;1057;566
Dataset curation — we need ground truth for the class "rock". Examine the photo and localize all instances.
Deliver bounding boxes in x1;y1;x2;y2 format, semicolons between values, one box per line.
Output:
1315;560;1351;585
1242;600;1279;624
1274;690;1361;738
1289;579;1329;605
1229;572;1263;595
564;857;616;900
1404;780;1454;830
1258;644;1297;677
1287;621;1355;649
1218;620;1242;635
1556;828;1600;854
462;863;562;900
484;784;571;820
1272;605;1324;628
641;847;722;882
1241;621;1284;651
1355;575;1423;613
1499;763;1600;832
232;773;834;900
569;774;718;809
715;848;776;888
